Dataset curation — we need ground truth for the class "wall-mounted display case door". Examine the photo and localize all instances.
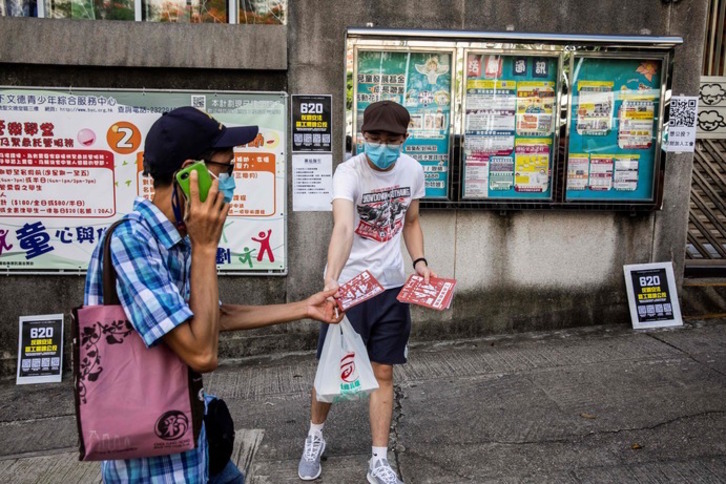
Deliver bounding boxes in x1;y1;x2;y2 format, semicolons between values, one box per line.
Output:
346;29;680;211
563;52;669;205
461;50;562;202
353;46;457;199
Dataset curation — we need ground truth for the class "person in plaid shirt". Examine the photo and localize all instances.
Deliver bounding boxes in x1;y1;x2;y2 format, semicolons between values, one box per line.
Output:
84;107;342;483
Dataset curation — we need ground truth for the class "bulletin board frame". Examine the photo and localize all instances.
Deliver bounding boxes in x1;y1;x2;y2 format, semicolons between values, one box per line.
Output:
351;44;458;200
345;29;682;212
562;50;671;206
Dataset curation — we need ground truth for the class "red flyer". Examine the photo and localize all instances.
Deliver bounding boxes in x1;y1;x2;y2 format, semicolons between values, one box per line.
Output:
396;275;457;311
336;270;385;311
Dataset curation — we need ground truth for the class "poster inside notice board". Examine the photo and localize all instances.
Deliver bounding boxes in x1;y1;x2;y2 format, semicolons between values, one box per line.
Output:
566;56;664;202
461;53;559;200
355;49;453;199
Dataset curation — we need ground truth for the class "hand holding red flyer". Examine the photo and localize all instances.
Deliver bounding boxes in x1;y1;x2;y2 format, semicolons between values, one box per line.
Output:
396;274;457;310
336;270;385;311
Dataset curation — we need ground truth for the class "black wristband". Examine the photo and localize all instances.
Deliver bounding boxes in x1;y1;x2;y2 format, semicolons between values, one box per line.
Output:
412;257;428;270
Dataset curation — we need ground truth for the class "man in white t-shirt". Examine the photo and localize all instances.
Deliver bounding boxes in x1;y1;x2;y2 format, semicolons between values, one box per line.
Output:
298;101;436;484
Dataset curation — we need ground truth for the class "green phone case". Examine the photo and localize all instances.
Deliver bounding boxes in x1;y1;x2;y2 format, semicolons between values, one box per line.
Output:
176;161;213;202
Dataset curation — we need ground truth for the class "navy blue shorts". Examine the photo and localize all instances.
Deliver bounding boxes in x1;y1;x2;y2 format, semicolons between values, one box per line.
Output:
316;287;411;365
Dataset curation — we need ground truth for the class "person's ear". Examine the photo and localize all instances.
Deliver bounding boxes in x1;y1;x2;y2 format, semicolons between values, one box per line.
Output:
180;159;196;169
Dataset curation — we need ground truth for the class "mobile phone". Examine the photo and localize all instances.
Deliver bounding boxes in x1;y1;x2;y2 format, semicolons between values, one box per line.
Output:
176;161;213;202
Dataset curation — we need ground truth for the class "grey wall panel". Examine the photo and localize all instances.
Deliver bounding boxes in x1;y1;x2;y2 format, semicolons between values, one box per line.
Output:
0;0;710;377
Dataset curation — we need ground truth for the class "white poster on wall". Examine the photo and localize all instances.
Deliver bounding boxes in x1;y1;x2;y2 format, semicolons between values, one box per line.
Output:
292;153;333;211
667;95;698;153
697;77;726;139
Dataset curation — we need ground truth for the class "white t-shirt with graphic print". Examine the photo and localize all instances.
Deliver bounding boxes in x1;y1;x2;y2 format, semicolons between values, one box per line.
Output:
330;152;426;289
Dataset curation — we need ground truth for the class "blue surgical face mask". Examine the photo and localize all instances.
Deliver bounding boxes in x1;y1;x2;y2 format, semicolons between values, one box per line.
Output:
365;141;402;170
210;171;236;203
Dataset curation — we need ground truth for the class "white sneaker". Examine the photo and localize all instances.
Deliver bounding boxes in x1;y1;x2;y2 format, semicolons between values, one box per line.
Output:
367;457;403;484
298;432;326;480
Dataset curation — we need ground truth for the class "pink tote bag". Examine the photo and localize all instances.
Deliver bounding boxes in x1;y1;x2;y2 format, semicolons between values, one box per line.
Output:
72;220;204;461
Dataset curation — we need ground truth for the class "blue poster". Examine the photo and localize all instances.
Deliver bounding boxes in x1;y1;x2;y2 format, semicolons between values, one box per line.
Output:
566;57;663;201
356;50;453;199
462;54;558;200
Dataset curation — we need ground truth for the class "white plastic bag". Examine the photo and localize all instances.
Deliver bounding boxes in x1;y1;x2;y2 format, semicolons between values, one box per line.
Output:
314;317;379;403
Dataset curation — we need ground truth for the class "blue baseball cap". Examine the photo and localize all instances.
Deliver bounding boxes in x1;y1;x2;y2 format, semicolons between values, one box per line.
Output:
143;106;258;178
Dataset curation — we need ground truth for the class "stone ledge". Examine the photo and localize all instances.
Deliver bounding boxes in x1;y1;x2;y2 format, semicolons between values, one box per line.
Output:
0;17;287;70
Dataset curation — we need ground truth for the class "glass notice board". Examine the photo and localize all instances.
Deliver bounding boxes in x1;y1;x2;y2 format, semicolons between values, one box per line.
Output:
565;54;665;202
461;52;560;201
354;49;455;199
346;32;676;211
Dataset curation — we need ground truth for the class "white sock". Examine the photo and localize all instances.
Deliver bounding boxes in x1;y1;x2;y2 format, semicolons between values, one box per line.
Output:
372;446;388;461
308;421;324;437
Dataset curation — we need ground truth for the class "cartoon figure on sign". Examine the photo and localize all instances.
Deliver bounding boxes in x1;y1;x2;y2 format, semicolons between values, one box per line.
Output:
238;247;256;268
0;229;13;256
636;61;658;82
77;128;96;147
414;56;450;85
252;229;274;262
701;83;726;106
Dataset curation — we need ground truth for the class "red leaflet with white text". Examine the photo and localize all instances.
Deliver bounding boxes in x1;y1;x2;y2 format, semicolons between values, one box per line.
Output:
396;275;457;310
336;270;385;311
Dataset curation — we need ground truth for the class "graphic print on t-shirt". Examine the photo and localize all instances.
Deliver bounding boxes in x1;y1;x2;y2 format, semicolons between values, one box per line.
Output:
355;186;411;242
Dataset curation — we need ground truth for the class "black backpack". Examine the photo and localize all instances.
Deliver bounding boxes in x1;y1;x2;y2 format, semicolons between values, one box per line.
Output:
205;397;236;476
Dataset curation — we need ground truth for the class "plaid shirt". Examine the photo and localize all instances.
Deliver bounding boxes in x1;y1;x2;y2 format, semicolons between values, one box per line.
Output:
84;197;208;483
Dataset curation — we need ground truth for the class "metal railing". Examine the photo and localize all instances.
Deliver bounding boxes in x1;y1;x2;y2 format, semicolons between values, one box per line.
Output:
687;1;726;275
688;140;726;264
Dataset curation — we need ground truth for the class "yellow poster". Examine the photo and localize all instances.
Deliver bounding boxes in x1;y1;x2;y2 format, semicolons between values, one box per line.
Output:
514;138;551;193
516;81;555;136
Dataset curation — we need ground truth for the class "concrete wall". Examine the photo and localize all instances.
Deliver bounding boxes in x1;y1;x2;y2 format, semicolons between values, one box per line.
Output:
0;0;709;378
286;0;708;339
0;19;292;378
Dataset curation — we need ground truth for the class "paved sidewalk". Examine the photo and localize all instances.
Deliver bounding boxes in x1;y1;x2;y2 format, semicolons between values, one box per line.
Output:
0;320;725;483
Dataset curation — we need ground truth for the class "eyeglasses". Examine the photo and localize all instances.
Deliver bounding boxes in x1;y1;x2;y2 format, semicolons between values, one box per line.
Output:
204;160;235;176
363;134;405;146
364;140;404;148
